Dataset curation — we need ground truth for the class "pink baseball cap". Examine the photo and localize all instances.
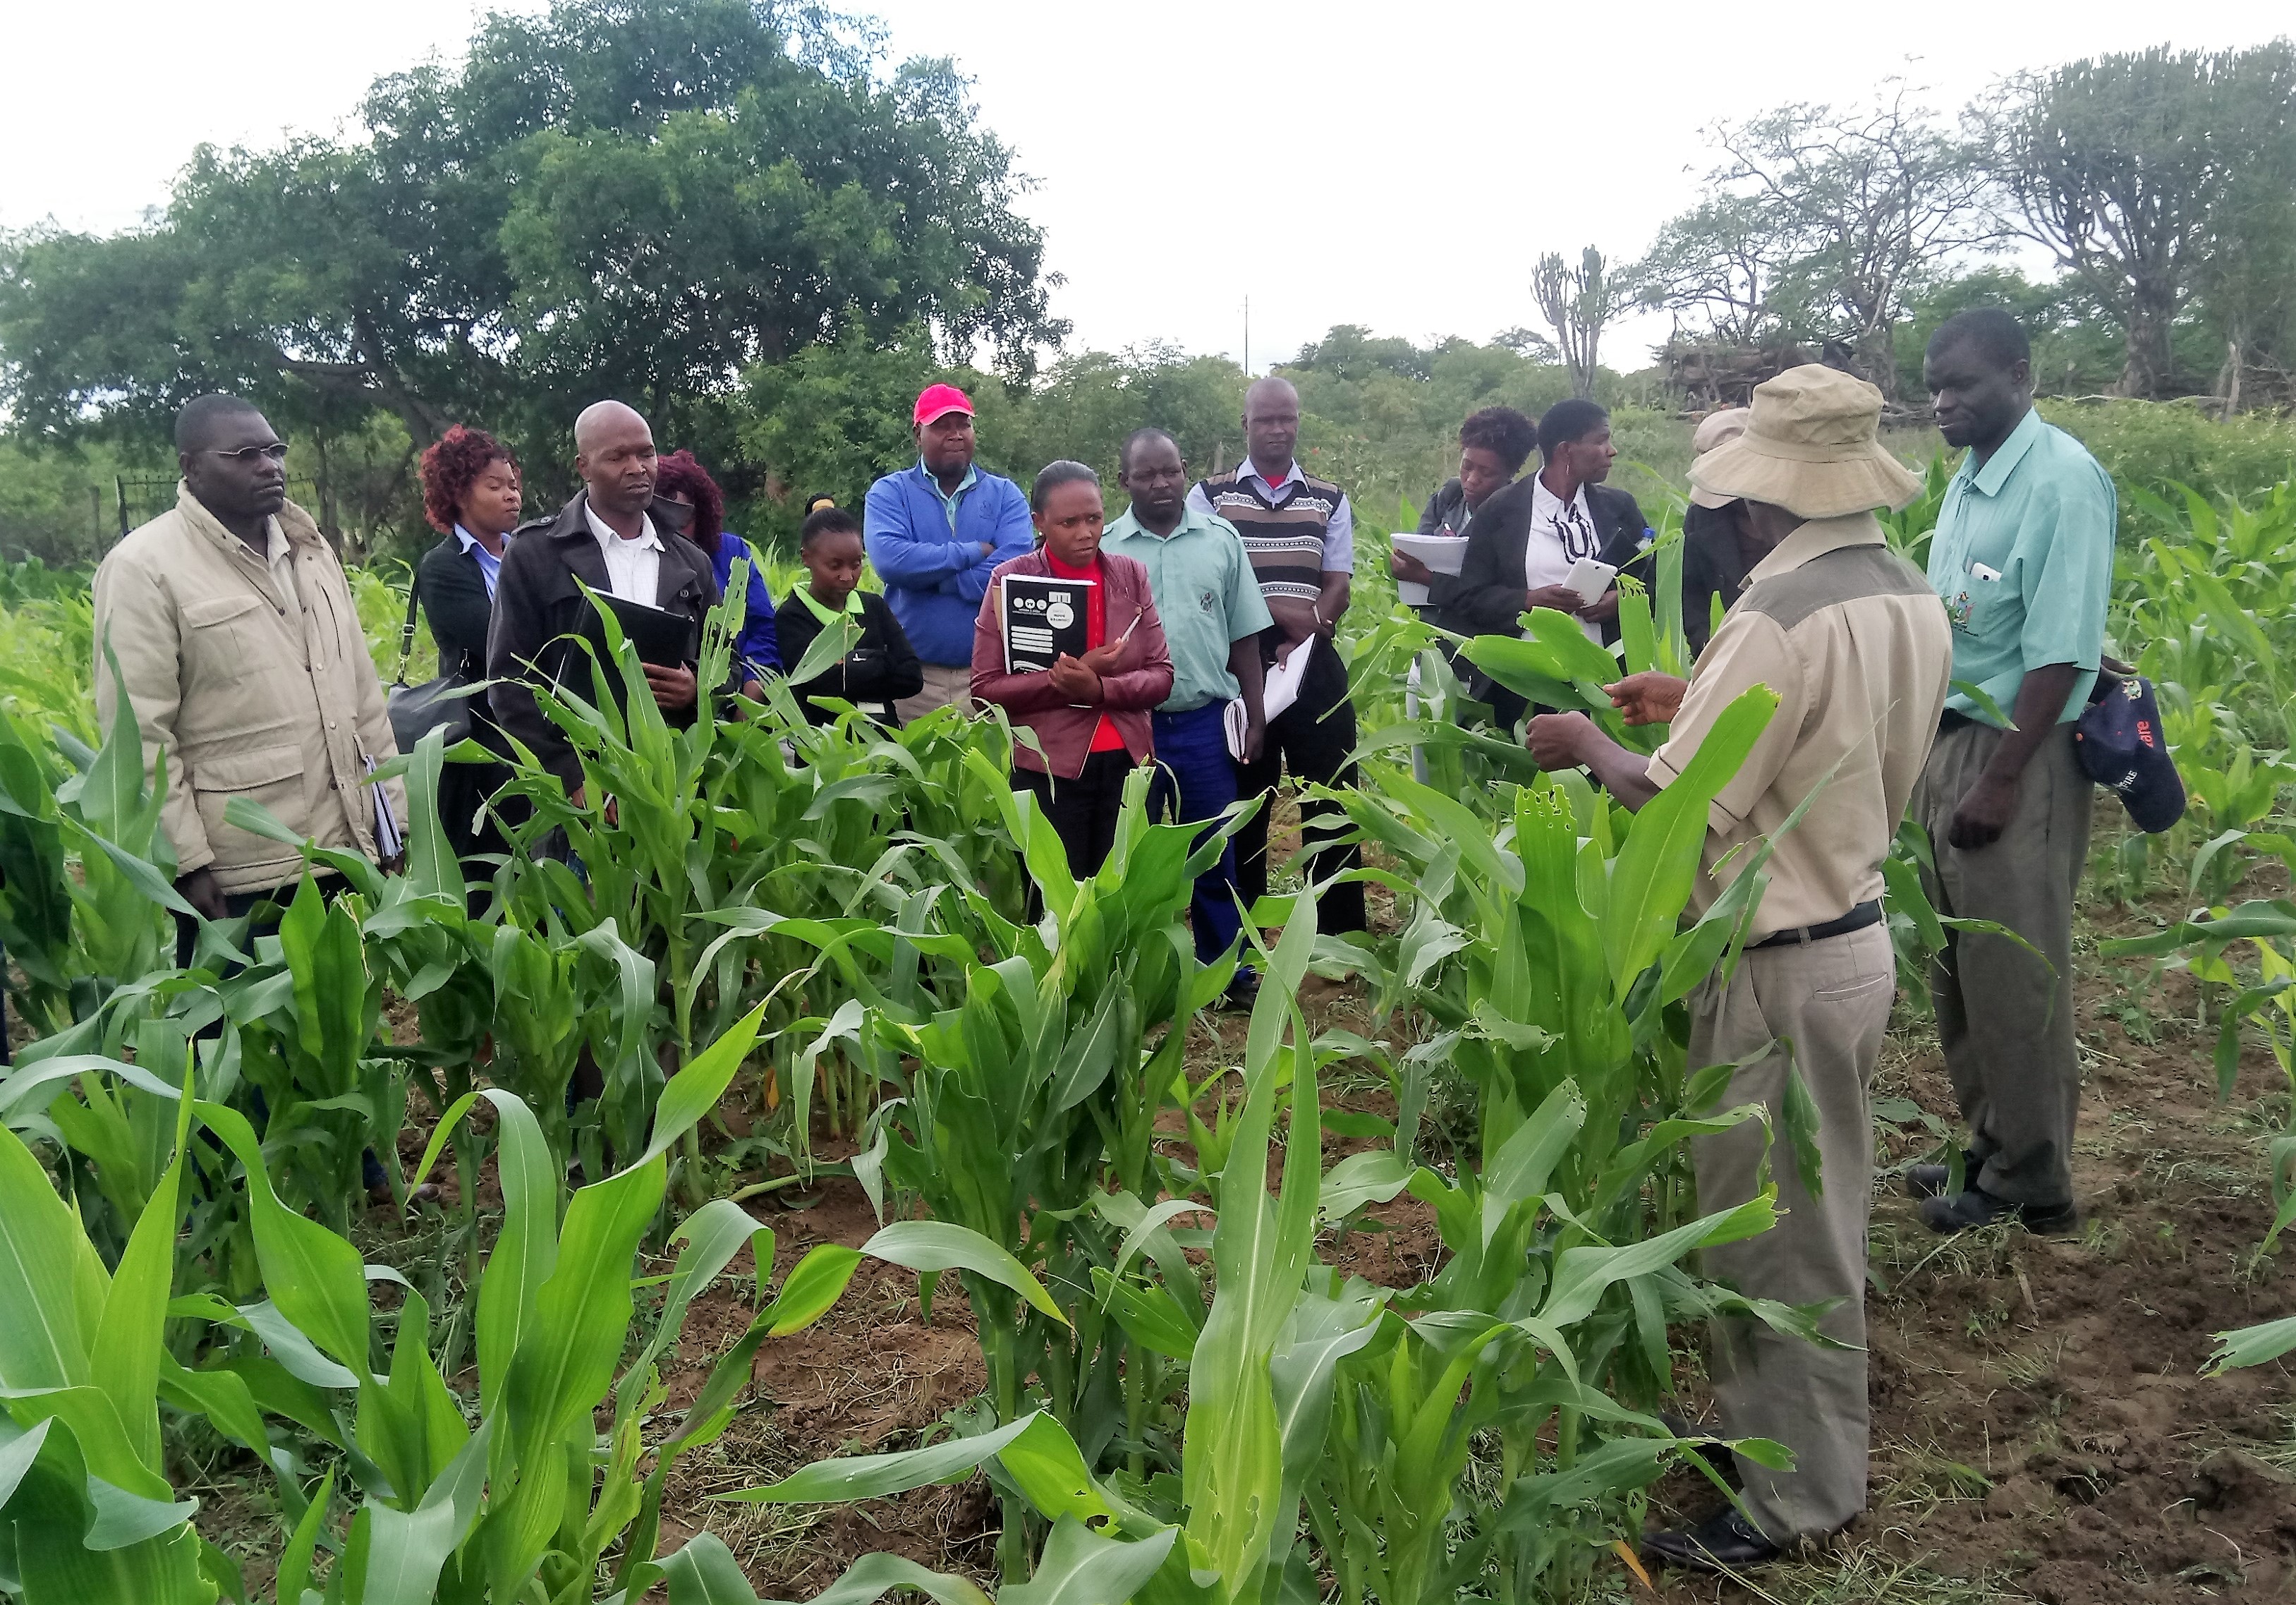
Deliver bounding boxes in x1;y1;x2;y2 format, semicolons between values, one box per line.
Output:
913;383;974;428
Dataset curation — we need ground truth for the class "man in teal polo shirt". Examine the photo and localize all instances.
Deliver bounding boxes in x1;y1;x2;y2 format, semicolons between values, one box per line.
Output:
1107;428;1270;1003
1911;308;2115;1235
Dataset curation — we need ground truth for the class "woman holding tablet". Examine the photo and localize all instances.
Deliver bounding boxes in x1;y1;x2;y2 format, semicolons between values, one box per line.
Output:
1437;399;1656;727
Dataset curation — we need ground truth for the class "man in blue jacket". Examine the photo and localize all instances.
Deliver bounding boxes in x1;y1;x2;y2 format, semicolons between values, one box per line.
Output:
863;383;1035;721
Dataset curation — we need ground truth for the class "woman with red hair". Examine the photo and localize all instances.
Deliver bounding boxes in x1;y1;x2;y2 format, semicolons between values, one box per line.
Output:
414;424;523;867
652;450;780;699
416;425;523;677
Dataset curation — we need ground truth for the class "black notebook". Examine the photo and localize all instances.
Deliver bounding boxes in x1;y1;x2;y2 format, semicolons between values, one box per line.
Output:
1000;573;1093;674
585;590;700;669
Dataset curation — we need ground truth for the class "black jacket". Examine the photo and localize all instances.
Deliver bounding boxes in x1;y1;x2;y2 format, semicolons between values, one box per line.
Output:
1680;504;1759;659
485;493;724;787
1409;476;1507;619
416;535;495;682
773;589;923;725
1436;476;1654;642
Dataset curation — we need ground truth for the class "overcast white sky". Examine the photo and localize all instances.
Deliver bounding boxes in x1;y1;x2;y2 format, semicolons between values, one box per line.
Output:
4;1;2288;372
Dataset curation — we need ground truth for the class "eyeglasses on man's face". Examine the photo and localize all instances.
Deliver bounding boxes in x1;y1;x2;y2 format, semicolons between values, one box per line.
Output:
204;443;290;465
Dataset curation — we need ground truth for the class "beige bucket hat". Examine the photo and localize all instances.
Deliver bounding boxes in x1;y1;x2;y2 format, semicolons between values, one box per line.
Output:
1687;407;1751;508
1688;365;1921;519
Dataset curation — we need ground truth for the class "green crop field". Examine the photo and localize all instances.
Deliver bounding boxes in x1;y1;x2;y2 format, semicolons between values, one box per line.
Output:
0;428;2290;1605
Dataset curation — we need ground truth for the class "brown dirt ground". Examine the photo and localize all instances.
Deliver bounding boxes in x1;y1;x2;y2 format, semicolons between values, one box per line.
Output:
183;801;2296;1602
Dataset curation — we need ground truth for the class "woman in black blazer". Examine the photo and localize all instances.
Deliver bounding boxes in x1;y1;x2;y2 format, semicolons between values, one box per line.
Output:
415;425;524;864
1436;401;1653;728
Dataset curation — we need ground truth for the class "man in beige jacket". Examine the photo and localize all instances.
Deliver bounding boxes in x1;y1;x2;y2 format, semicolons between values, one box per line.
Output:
94;394;406;959
1530;367;1951;1571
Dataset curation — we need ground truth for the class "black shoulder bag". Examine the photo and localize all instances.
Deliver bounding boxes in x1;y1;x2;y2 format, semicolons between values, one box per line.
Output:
385;577;473;753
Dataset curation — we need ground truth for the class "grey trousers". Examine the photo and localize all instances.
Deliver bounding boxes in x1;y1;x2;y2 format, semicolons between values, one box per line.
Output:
1691;922;1895;1541
1911;719;2087;1208
894;661;978;726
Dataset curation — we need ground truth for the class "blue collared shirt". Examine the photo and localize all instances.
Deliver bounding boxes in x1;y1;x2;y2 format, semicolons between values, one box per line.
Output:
924;459;979;531
1926;407;2115;725
1186;459;1355;571
454;523;505;600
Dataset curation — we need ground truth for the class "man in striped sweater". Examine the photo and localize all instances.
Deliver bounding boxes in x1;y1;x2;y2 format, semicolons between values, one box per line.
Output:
1186;376;1366;940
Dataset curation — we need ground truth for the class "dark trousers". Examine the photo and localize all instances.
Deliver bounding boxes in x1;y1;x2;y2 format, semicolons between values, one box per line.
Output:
1014;749;1136;882
1912;718;2089;1209
1148;703;1244;967
1234;638;1366;936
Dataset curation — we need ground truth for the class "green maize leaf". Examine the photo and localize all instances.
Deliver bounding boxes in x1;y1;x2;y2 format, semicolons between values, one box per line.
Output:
1093;1273;1201;1361
992;1411;1143;1532
87;1070;194;1483
1948;679;2014;729
660;1244;864;1462
623;1201;774;1412
0;1055;183;1120
1318;1151;1416;1223
408;1089;554;1415
860;1222;1068;1327
1268;1291;1383;1558
659;1530;767;1604
355;1288;468;1514
1540;1189;1778;1327
0;1387;168;1503
2101;897;2296;957
640;999;770;1166
234;1302;359;1391
0;1409;207;1604
0;1121;95;1393
1603;684;1776;1001
1108;1197;1217;1285
791;1550;1000;1605
1494;1435;1684;1535
394;727;466;908
193;1102;371;1383
153;1359;269;1470
0;1415;52;1507
1003;1515;1179;1605
2206;1314;2296;1374
1481;1082;1587;1241
716;1410;1039;1504
498;1155;664;1474
272;1465;336;1605
351;1415;493;1605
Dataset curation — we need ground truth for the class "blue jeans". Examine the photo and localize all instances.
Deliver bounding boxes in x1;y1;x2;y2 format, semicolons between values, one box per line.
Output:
1148;702;1244;968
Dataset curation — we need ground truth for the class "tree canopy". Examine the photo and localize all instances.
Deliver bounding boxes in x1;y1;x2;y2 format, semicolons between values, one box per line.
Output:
0;0;1064;478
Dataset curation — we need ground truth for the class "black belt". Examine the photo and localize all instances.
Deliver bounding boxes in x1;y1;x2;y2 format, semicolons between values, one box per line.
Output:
1938;708;1976;732
1750;899;1884;950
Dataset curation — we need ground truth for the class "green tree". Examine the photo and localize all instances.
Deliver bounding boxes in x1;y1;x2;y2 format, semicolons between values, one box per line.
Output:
1633;85;1993;399
0;0;1063;486
1974;42;2296;400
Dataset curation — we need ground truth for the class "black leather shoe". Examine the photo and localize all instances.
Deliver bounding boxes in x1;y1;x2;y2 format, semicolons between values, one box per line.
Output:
1919;1186;2076;1235
1642;1508;1780;1573
1218;971;1261;1014
1905;1151;1975;1199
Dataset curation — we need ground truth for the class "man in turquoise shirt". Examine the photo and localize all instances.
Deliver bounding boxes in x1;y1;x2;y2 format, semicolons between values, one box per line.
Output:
1910;308;2115;1236
1106;428;1270;1003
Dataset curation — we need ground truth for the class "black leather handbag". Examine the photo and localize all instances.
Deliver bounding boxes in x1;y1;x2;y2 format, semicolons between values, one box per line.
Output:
386;580;473;753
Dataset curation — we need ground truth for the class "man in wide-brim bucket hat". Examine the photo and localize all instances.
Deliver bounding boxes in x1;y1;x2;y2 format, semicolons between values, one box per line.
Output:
1689;365;1923;516
1525;362;1952;1571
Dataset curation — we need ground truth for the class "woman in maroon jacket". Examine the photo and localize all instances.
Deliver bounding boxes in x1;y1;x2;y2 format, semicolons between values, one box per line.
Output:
973;460;1174;878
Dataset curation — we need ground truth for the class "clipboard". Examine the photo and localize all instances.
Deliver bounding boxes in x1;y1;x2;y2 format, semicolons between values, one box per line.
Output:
585;590;699;668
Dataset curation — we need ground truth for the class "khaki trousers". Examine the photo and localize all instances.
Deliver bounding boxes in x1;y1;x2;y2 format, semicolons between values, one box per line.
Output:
1911;720;2087;1208
1691;922;1895;1541
894;661;978;726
